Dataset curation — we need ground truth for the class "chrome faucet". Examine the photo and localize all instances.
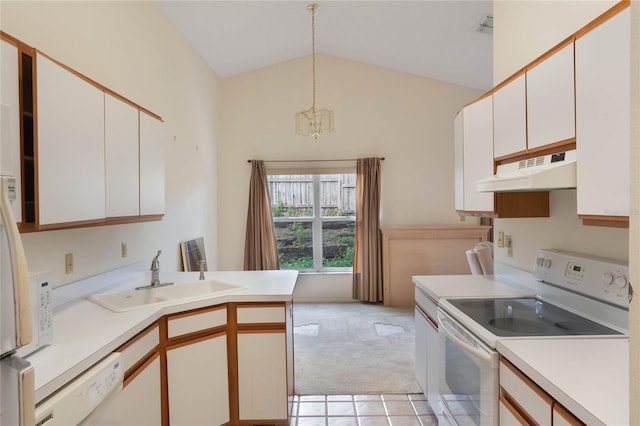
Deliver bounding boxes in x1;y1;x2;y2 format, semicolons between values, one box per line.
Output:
150;250;162;286
135;250;174;290
198;259;206;280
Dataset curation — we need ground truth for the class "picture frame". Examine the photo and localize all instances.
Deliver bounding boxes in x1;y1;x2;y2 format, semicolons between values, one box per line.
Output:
180;237;207;272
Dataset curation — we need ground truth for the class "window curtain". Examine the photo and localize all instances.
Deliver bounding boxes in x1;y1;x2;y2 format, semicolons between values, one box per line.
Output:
352;157;383;302
244;160;280;270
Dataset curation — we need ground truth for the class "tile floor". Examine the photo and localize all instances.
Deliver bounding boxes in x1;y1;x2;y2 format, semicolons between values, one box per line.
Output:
289;394;437;425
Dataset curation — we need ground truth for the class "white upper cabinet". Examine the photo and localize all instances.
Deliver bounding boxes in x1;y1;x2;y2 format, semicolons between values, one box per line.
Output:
493;74;527;158
139;112;165;216
105;94;139;218
455;97;494;213
526;43;575;150
0;40;22;222
36;53;105;225
575;8;630;218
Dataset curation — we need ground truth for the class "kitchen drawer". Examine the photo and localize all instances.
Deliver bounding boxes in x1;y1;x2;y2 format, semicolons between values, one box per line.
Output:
415;287;438;322
167;306;226;338
499;395;529;425
500;358;553;425
237;304;285;324
553;402;585;426
117;324;159;373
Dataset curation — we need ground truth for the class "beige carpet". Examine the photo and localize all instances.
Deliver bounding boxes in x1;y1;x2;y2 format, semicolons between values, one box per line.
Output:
293;302;421;395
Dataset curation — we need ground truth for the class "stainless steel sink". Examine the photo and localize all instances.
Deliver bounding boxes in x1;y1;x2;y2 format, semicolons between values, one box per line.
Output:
89;280;246;312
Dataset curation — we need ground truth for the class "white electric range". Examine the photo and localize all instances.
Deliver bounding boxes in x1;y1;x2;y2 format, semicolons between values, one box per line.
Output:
436;249;629;426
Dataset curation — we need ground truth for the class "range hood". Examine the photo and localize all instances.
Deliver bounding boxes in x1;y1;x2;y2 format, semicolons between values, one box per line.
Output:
476;150;576;192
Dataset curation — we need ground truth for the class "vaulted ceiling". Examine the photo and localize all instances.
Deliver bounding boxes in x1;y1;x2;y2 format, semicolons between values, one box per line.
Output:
157;1;493;91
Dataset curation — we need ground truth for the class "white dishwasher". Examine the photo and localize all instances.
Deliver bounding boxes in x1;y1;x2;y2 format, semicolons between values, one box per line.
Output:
34;353;123;426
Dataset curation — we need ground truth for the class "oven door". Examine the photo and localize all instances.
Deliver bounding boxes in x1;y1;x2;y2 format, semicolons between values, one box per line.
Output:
437;308;499;426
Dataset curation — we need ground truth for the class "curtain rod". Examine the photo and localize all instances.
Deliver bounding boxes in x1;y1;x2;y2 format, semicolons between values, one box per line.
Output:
247;157;385;163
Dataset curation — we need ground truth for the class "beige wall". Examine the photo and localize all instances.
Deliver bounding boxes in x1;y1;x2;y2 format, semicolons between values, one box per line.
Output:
492;0;629;270
494;0;618;84
218;54;483;270
1;1;220;287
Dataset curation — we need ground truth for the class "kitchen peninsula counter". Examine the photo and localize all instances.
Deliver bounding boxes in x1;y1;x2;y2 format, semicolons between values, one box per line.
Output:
27;270;298;404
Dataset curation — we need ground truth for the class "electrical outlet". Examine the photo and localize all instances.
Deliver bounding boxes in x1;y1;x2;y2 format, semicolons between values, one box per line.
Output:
497;231;504;248
65;253;74;274
121;242;127;258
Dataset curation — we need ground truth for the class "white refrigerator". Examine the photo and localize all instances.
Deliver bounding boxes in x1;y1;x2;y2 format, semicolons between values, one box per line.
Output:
0;175;35;426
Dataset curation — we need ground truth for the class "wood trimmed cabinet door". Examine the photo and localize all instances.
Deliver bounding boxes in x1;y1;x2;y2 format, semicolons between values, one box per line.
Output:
105;93;140;218
139;111;165;216
165;306;229;426
235;303;291;424
575;7;630;227
454;97;495;214
526;42;576;151
36;52;106;226
492;73;527;159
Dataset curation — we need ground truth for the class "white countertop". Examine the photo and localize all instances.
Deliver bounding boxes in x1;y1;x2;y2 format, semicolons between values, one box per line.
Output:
412;274;534;301
26;269;298;404
497;338;628;426
414;273;628;425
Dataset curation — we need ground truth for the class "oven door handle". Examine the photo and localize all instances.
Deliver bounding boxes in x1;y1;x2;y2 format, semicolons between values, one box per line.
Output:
437;311;492;363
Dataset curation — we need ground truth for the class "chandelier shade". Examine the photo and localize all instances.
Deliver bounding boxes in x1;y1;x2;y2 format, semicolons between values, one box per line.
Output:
295;3;334;139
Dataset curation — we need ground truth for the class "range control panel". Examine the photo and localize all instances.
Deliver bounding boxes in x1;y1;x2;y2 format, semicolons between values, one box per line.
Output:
533;249;629;308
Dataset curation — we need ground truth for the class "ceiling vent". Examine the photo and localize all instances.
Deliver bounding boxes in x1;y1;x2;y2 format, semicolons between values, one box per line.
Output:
476;15;493;35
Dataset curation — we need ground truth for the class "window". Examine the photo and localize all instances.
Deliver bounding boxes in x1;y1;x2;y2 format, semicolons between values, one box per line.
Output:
268;173;356;271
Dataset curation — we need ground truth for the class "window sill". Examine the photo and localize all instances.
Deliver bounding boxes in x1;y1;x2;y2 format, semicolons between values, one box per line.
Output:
298;270;353;276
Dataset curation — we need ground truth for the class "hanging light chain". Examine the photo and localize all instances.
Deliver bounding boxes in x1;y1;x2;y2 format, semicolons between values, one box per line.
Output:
310;3;317;111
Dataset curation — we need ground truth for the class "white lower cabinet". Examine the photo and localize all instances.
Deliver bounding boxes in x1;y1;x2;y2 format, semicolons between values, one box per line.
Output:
166;306;229;425
414;307;428;394
75;302;293;426
236;303;290;422
120;355;162;425
81;323;161;426
237;332;288;420
167;333;229;425
499;358;585;426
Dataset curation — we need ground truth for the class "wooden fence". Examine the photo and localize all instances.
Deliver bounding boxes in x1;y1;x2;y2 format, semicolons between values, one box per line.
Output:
268;174;356;213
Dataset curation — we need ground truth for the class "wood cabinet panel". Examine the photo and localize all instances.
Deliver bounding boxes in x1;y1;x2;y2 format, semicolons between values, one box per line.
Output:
105;93;139;218
575;8;630;219
382;226;490;306
36;53;106;225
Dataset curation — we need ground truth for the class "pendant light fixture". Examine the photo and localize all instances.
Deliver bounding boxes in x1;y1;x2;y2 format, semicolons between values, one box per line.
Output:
295;3;334;139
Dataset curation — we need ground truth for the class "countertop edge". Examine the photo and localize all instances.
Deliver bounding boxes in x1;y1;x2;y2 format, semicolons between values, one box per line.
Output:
31;270;298;404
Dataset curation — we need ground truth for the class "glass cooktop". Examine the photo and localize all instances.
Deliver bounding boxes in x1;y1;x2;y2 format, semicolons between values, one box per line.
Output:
448;297;622;337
